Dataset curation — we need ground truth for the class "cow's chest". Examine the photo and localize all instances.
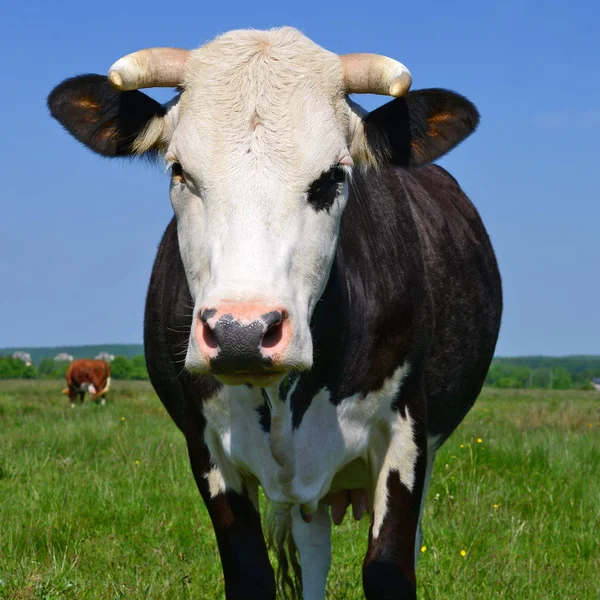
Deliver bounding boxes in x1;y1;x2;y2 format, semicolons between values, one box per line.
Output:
201;364;413;512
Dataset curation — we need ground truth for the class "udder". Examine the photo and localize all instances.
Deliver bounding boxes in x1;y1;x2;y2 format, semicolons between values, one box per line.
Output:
300;458;371;525
324;488;370;524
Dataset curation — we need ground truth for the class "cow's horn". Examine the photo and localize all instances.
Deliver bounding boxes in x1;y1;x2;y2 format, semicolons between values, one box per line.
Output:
108;48;190;91
340;53;412;97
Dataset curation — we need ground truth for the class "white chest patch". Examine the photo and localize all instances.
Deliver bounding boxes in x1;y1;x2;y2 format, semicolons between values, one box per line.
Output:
201;363;416;516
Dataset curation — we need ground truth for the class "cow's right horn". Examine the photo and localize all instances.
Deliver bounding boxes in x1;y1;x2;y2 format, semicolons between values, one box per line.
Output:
108;47;190;91
340;53;412;97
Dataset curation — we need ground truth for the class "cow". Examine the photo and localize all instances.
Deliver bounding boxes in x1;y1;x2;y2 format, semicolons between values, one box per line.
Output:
48;27;502;599
63;359;111;406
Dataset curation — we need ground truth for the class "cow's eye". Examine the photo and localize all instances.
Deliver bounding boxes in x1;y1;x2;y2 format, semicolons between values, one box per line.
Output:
331;166;346;183
171;162;185;184
307;167;346;212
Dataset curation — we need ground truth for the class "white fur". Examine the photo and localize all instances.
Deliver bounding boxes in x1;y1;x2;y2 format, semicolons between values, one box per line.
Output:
176;36;350;371
371;406;419;539
291;503;331;600
73;382;92;393
205;466;227;498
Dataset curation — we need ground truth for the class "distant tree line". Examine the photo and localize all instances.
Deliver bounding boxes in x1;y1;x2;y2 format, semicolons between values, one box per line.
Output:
0;344;144;364
0;355;149;381
486;356;600;390
109;355;149;380
0;356;37;379
2;353;600;389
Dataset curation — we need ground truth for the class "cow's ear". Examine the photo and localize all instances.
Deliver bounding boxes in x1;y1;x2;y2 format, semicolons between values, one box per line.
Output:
47;74;167;157
359;89;479;167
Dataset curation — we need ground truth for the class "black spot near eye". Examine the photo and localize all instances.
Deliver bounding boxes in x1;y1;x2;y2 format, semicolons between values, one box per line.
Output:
171;161;185;183
307;167;345;213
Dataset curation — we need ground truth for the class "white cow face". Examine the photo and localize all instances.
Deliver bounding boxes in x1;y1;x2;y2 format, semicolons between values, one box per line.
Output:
163;29;354;384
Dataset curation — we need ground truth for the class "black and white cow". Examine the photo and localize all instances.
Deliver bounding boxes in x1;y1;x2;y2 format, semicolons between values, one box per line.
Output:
48;27;502;600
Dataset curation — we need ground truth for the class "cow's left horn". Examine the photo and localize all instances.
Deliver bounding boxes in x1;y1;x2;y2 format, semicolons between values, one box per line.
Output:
340;53;412;97
108;48;190;91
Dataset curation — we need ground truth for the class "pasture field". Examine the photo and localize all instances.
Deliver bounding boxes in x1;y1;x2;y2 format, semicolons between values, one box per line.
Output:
0;381;598;599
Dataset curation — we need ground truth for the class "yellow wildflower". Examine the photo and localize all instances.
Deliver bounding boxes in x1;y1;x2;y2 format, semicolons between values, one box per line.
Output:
121;417;125;422
421;545;427;553
460;444;464;448
477;438;483;444
460;550;467;557
135;460;140;465
493;503;500;509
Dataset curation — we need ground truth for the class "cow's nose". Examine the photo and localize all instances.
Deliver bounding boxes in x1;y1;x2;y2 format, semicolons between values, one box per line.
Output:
196;305;290;374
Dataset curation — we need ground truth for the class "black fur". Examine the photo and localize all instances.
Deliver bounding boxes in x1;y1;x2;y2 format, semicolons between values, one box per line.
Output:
257;389;272;433
364;89;480;166
288;163;501;438
307;167;346;212
47;74;165;157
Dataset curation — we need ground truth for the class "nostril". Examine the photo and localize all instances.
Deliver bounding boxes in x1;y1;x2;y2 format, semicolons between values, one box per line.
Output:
200;308;217;324
201;321;219;350
261;311;284;349
261;320;283;349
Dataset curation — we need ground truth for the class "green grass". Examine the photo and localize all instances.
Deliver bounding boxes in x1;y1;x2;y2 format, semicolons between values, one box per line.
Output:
1;382;598;599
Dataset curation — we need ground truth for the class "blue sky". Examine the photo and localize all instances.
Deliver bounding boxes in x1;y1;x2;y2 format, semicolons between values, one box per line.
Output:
1;0;598;356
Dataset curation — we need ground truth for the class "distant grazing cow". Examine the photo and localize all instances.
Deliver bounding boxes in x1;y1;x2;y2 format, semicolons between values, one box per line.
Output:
63;359;111;406
48;27;501;599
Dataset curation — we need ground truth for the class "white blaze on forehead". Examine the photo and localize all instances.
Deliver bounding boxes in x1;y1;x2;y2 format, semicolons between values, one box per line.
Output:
178;27;348;180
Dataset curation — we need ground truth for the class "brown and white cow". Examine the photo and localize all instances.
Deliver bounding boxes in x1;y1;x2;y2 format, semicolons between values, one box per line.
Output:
48;27;501;599
63;359;111;406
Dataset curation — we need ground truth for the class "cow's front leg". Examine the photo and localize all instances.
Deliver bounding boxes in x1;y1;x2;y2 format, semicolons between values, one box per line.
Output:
291;502;332;600
183;419;275;600
363;408;427;600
